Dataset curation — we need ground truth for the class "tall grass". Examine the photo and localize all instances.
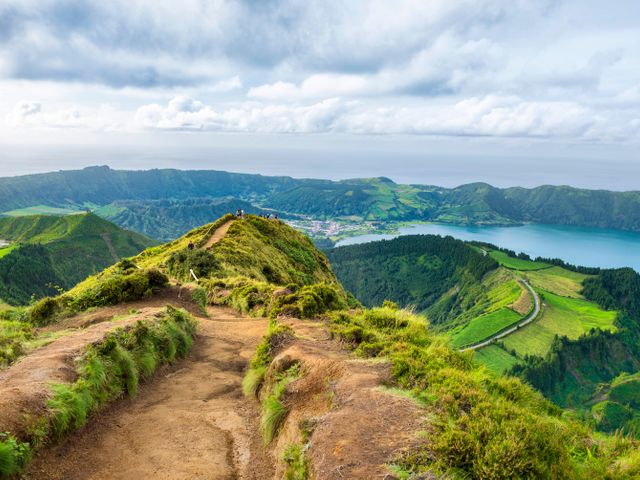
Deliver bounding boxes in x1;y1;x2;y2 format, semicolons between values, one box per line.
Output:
0;306;197;478
260;364;300;444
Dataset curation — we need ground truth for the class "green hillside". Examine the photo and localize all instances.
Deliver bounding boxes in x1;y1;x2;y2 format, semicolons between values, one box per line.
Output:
328;235;640;438
0;214;155;305
1;214;638;477
3;167;640;242
95;197;290;241
327;235;498;316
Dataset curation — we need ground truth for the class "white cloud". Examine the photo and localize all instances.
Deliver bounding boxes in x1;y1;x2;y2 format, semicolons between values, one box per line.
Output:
131;94;622;141
5;101;120;130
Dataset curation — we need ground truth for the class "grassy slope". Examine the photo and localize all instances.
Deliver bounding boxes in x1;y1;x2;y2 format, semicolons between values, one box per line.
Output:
451;308;522;348
501;290;617;358
0;214;156;305
472;344;520;374
489;250;550;270
525;266;591;298
0;245;17;260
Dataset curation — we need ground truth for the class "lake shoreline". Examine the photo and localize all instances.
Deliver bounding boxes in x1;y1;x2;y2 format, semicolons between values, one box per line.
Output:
334;222;640;272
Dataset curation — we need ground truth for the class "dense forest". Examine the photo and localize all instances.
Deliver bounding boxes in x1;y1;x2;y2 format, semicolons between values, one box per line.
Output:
327;235;497;314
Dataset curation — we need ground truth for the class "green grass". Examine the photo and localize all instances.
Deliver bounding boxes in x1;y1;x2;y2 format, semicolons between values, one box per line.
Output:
525;266;591;298
473;344;520;374
261;364;301;444
0;245;16;259
2;205;84;217
325;306;640;478
489;250;550;271
451;308;522;348
610;372;640;407
282;444;308;480
501;290;617;358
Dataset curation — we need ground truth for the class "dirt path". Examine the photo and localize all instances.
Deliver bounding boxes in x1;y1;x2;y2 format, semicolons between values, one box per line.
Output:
0;311;159;439
101;232;120;262
203;220;235;250
25;306;274;480
274;318;427;479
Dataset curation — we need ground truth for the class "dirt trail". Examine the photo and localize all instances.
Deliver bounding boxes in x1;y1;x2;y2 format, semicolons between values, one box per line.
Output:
274;319;427;479
0;310;160;439
101;231;120;262
203;220;235;250
25;305;274;480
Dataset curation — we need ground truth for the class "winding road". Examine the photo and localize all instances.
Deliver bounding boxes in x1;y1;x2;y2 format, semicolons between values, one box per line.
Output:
460;279;541;352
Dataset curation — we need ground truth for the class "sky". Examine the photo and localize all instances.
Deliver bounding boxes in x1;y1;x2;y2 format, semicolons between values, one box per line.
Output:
0;0;639;188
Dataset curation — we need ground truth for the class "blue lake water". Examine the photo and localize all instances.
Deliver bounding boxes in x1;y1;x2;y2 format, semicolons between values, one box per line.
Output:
335;223;640;272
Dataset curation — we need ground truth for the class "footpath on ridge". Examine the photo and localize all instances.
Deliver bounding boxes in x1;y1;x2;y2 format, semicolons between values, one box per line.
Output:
15;216;429;479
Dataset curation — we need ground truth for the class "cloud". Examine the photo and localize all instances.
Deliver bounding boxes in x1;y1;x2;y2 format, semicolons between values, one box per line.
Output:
132;94;617;140
6;101;119;130
0;0;550;89
134;96;347;133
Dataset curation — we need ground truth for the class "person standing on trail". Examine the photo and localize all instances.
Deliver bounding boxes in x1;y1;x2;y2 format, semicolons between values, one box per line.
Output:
188;242;194;250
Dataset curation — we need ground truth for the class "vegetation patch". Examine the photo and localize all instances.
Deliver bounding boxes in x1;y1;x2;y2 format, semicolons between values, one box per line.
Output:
451;308;522;348
525;266;591;298
327;306;640;478
242;320;294;398
489;250;550;270
501;290;617;358
205;277;350;319
472;344;520;374
0;306;197;478
282;443;308;480
27;260;169;325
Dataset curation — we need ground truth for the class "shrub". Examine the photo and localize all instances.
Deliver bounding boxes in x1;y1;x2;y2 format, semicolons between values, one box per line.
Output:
283;444;308;480
191;286;208;315
28;297;64;326
0;434;30;478
167;249;219;281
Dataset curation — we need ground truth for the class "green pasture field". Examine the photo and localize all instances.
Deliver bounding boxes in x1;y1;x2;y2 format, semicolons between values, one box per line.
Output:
451;307;521;348
473;344;521;374
489;250;550;271
501;290;617;358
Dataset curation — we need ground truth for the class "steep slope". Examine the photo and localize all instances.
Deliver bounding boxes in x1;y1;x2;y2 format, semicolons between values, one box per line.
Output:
326;235;534;341
0;214;155;305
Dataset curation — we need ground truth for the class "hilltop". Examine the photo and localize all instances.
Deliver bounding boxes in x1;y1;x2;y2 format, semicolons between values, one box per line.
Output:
3;167;640;243
0;213;155;305
0;215;637;479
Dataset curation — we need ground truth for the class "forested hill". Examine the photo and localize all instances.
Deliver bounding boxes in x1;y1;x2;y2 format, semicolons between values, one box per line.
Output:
0;166;303;211
327;235;497;314
3;166;640;234
0;213;155;305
